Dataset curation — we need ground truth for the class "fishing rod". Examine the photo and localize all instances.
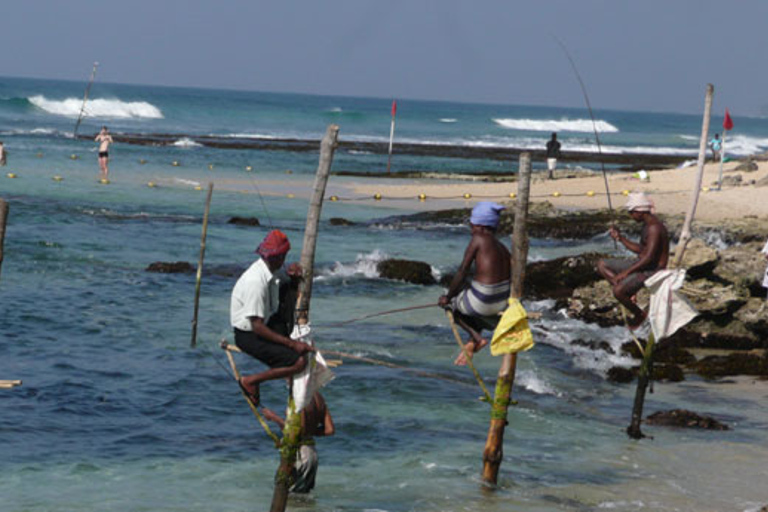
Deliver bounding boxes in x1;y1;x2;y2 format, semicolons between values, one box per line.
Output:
74;62;98;137
317;302;439;328
553;38;618;248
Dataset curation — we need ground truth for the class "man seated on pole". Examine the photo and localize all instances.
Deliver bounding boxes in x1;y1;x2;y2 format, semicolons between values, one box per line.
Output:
597;191;669;330
439;202;511;366
230;230;314;405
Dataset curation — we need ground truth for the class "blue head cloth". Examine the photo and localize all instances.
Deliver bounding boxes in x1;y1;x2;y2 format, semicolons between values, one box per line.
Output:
470;202;506;228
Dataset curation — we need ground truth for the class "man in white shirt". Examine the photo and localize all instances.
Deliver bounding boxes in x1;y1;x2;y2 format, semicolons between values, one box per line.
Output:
231;230;312;405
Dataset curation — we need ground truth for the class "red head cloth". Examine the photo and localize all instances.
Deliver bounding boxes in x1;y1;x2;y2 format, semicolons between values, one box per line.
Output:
256;230;291;259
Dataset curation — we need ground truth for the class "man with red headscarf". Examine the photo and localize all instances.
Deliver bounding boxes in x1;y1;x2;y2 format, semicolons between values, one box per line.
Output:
230;230;313;405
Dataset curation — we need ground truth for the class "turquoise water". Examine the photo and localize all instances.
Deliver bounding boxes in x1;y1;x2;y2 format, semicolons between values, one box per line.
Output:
2;77;768;511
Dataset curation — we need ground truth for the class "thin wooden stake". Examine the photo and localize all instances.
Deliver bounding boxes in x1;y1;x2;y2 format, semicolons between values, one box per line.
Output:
481;152;532;485
626;84;714;440
0;198;8;281
74;62;98;137
191;182;214;348
271;124;339;512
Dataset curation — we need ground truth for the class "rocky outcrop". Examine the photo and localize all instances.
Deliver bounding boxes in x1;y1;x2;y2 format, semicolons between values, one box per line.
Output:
146;261;195;273
526;253;606;300
329;217;356;226
377;259;436;285
733;160;758;173
645;409;729;430
228;216;260;226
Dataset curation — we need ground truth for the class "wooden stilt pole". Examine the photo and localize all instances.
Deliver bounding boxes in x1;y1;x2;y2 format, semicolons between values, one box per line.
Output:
74;62;98;137
626;84;713;440
270;124;339;512
191;182;214;348
481;152;532;485
0;198;8;281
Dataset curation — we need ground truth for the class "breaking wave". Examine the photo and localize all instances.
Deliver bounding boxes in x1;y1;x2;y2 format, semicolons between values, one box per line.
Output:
493;117;619;133
28;95;163;119
172;138;202;148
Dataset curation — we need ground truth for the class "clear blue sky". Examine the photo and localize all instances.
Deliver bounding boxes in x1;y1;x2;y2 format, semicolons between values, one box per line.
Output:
3;1;767;115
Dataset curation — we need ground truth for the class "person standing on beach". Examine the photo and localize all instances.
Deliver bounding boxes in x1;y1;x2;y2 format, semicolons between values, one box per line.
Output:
230;229;313;405
261;392;335;493
597;192;669;329
709;133;722;162
439;202;511;365
0;141;6;166
761;237;768;301
95;126;113;180
546;132;561;179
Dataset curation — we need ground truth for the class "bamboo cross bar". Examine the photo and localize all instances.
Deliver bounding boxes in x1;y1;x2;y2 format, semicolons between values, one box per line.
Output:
0;380;22;389
481;151;532;485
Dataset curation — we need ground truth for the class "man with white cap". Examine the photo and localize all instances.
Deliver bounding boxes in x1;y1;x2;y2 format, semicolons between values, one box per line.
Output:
597;192;669;329
439;202;511;365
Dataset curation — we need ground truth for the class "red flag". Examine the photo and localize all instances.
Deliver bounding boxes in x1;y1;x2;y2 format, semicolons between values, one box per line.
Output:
391;100;397;118
723;108;734;131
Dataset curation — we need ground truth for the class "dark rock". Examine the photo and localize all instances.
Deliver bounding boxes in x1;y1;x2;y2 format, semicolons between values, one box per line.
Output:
146;261;195;273
679;238;718;279
645;409;729;430
694;353;768;379
653;343;697;366
329;217;356;226
718;174;742;187
526;253;607;300
571;338;614;354
652;363;684;382
620;341;643;359
228;216;260;226
607;366;635;383
377;259;436;285
733;160;758;173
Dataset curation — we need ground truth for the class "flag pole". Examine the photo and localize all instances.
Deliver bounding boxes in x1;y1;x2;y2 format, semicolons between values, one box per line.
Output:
386;100;397;174
716;108;733;191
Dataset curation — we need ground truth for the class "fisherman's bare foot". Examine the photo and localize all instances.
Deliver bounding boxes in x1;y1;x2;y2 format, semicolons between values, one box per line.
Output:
238;379;260;406
454;338;488;366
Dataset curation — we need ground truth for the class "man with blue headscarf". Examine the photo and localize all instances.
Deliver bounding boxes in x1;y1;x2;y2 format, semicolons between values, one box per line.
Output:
439;202;511;365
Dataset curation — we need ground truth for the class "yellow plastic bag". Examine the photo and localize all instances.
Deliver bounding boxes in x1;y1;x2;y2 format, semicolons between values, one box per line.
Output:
490;298;534;356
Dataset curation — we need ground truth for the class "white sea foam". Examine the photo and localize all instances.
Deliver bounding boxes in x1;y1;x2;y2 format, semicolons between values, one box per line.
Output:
172;178;201;187
29;95;163;119
320;249;389;279
493;117;619;133
172;138;202;148
517;370;562;396
439;118;458;123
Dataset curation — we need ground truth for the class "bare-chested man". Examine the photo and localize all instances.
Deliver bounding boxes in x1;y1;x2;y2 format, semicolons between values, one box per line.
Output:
597;192;669;329
95;126;113;180
439;202;511;365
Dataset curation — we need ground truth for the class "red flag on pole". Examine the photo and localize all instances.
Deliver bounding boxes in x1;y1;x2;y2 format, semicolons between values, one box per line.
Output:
723;108;734;131
391;100;397;118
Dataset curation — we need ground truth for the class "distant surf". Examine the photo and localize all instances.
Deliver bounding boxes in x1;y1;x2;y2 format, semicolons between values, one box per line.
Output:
493;117;619;133
28;95;163;119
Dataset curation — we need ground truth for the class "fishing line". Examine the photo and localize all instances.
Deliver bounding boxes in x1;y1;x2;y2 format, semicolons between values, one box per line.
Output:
316;303;440;328
246;177;275;230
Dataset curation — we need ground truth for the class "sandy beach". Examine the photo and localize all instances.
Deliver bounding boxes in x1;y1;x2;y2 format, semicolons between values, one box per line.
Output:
339;158;768;220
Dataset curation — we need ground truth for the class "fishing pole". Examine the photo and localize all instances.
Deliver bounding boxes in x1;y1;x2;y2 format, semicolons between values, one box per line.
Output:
317;302;440;328
553;38;618;248
74;62;98;137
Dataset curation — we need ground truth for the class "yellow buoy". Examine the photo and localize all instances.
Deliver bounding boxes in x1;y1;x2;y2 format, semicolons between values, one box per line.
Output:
509;192;516;199
329;195;339;202
418;193;427;201
139;159;147;165
194;185;202;191
287;193;295;199
172;161;180;167
552;191;561;197
147;182;156;188
53;175;63;182
702;186;710;192
36;152;44;158
7;172;17;179
586;190;595;197
463;193;472;199
285;169;293;174
245;166;253;171
70;154;78;160
373;193;382;201
208;164;214;170
100;178;110;185
621;190;630;196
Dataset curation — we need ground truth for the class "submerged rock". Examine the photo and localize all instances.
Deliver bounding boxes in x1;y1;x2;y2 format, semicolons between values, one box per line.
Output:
645;409;729;430
694;353;768;379
607;366;634;383
377;259;436;285
329;217;356;226
146;261;195;273
228;216;260;226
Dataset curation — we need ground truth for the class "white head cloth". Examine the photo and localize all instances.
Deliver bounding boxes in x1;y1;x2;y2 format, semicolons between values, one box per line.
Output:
625;191;654;213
